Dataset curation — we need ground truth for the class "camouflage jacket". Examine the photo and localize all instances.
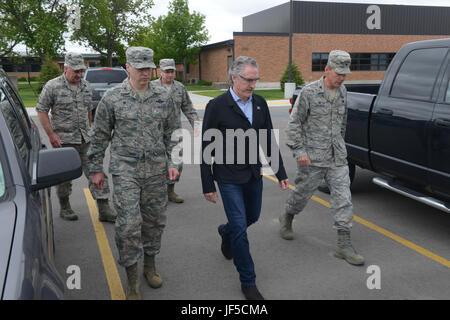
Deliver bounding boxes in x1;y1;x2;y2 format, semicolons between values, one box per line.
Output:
88;79;180;178
286;76;348;167
151;79;199;128
36;74;93;144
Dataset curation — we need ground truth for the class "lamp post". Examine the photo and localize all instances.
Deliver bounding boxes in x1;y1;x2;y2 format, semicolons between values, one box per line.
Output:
289;0;293;82
285;0;296;99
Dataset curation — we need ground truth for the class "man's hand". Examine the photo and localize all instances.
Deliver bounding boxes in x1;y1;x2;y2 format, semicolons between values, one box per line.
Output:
297;154;311;167
204;192;218;203
279;179;290;190
92;172;105;190
49;133;62;148
168;168;179;181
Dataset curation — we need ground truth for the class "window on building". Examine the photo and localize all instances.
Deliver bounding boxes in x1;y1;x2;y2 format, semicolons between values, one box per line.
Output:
312;53;329;72
312;52;395;72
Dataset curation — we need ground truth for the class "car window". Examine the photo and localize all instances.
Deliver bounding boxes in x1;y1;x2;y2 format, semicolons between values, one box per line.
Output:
2;81;30;134
0;88;30;167
390;47;448;101
0;162;4;198
85;69;128;83
446;79;450;103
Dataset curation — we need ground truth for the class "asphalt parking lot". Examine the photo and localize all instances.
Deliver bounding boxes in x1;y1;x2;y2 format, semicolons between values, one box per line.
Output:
30;94;450;301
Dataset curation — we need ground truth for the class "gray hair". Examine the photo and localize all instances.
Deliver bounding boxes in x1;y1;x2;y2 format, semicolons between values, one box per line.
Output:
228;56;259;85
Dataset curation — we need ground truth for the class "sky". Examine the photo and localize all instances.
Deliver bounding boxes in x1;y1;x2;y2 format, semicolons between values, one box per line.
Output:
57;0;450;52
150;0;450;45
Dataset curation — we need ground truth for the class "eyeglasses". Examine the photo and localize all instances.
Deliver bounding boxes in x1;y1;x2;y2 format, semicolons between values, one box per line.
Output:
238;74;260;84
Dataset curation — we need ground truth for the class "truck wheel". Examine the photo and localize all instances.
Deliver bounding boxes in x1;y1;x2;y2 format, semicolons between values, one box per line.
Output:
317;163;356;194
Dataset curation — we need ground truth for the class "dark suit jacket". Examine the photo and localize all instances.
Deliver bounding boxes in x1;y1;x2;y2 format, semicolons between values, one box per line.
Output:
200;90;288;194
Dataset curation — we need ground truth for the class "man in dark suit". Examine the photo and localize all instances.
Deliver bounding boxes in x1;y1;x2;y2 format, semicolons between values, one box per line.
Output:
200;56;289;300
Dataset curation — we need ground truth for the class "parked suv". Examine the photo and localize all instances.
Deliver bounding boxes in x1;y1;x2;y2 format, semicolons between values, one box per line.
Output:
83;67;128;118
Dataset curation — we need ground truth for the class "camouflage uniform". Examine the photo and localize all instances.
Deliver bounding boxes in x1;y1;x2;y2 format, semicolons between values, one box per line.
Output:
36;73;110;200
284;76;353;230
151;77;199;183
88;78;179;267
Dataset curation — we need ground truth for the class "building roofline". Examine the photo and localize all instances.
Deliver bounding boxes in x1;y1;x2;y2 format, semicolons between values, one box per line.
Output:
201;39;234;50
234;32;289;37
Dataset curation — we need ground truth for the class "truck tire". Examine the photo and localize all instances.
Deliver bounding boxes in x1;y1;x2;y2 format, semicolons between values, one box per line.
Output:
317;163;356;194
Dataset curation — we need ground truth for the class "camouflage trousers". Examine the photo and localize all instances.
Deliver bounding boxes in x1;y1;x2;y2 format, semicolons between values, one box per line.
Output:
57;142;110;200
285;165;353;231
112;174;168;268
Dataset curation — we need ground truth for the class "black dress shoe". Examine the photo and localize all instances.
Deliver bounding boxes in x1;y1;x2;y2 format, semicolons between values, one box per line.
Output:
218;225;232;260
241;285;265;300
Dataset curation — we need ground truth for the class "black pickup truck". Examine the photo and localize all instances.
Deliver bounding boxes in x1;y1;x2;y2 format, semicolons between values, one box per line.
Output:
292;38;450;213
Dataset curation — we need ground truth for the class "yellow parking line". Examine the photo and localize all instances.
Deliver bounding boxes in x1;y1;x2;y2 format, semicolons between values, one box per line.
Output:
263;174;450;268
83;189;126;300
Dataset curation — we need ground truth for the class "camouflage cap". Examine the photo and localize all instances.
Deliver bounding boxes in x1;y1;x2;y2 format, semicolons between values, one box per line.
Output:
65;52;86;70
160;58;176;71
126;47;156;69
327;50;351;74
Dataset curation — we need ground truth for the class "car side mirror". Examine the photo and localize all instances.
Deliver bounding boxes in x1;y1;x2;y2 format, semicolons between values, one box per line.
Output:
32;147;82;192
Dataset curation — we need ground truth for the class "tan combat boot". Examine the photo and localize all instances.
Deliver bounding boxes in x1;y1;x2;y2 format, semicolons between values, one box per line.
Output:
334;230;365;266
59;197;78;221
279;212;294;240
97;199;116;223
168;184;184;203
143;254;163;288
125;263;141;300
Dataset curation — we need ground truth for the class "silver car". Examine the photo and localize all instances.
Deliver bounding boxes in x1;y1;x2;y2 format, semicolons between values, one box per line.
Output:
0;69;82;299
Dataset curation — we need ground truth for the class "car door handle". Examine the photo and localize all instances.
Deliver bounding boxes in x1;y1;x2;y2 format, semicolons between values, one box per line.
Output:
434;118;450;127
378;108;394;116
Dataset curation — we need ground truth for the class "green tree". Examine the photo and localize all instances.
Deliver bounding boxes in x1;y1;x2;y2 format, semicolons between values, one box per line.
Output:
280;61;305;91
0;18;20;57
131;0;209;83
38;55;62;93
0;0;68;58
71;0;154;67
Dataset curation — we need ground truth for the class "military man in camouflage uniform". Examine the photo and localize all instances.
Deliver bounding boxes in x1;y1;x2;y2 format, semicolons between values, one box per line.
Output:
151;58;199;203
280;50;365;266
88;47;180;300
37;52;115;222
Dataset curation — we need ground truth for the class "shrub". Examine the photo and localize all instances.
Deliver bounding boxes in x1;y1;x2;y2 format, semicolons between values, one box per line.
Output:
280;61;305;92
38;55;62;93
197;79;212;86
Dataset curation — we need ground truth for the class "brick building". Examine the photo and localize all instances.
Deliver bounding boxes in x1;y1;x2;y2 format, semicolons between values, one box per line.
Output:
185;1;450;87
